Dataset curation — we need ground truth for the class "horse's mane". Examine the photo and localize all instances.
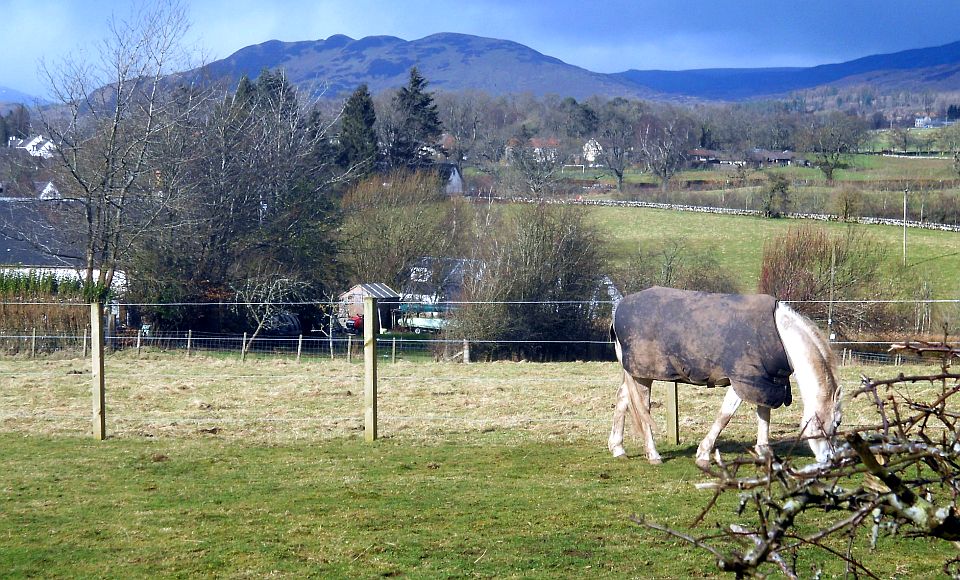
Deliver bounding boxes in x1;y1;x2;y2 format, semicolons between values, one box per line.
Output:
777;303;843;426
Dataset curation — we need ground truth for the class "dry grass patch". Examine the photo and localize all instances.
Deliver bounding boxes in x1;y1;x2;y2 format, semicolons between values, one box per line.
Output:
1;352;947;457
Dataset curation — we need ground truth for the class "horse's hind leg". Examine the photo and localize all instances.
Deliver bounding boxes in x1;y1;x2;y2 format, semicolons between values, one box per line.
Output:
755;405;772;460
608;382;630;458
696;386;742;468
622;375;661;464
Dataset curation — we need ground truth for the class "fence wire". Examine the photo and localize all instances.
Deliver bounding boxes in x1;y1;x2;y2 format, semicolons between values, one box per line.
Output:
1;298;958;446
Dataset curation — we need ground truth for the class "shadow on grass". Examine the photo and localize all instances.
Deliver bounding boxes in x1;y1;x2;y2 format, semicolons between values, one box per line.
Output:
638;438;817;464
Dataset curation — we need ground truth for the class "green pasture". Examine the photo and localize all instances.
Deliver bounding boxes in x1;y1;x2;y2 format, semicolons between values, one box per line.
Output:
580;153;956;187
586;205;960;297
1;354;957;578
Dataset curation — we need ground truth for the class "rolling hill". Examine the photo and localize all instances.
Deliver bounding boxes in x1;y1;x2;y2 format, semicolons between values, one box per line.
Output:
193;33;960;102
196;32;659;100
615;40;960;100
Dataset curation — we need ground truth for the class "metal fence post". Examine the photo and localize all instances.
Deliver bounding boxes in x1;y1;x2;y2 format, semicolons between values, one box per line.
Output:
364;297;378;442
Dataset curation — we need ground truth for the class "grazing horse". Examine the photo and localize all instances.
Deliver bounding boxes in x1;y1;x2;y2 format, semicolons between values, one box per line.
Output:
608;287;841;467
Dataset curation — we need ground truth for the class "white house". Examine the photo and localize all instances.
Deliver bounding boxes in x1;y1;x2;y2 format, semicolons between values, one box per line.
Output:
7;135;57;159
583;139;603;166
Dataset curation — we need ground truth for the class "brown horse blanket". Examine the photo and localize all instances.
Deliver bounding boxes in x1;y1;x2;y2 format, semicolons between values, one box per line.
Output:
613;287;793;408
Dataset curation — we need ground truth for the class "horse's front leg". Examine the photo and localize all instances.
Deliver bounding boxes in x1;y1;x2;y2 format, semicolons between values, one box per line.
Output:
696;386;743;468
755;405;772;460
608;382;629;458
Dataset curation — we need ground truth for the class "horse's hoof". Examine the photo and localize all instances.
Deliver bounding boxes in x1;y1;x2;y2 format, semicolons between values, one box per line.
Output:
610;446;627;459
648;456;663;465
695;458;711;469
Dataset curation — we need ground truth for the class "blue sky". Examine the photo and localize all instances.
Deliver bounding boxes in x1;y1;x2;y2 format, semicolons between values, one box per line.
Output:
3;0;960;98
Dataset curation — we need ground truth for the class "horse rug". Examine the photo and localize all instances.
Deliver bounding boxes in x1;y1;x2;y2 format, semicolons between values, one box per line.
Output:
613;287;793;408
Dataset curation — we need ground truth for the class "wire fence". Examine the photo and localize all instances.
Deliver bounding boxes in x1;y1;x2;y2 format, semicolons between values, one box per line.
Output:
1;298;957;445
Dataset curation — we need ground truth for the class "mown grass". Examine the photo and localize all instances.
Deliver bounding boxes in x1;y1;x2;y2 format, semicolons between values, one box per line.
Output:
1;354;957;577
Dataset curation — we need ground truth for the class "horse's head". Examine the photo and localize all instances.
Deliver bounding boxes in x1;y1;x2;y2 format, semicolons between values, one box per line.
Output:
804;387;842;463
775;302;843;464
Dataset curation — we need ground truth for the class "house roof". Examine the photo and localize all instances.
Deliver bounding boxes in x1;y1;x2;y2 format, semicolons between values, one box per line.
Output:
0;199;85;268
340;282;400;300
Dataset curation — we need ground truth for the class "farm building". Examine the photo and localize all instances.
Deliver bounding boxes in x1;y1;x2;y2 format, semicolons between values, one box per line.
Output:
337;283;400;332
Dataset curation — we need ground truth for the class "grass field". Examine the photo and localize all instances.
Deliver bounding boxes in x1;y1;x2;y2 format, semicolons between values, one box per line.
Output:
586;204;960;297
2;353;957;577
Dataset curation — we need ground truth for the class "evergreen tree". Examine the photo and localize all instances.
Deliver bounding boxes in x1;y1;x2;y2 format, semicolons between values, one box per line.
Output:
337;83;378;176
234;74;256;106
387;67;442;169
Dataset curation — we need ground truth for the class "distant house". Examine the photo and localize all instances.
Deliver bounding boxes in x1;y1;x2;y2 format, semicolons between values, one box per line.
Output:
748;149;804;168
337;282;400;332
403;256;483;305
7;135;56;159
914;115;953;129
583;139;603;166
505;137;560;164
437;163;464;195
688;148;746;168
689;148;721;166
0;198;127;291
34;181;60;200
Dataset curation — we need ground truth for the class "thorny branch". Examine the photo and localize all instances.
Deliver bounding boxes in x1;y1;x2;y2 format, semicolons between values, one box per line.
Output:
638;339;960;577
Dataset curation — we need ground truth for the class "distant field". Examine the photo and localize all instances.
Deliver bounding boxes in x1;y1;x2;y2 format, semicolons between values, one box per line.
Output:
1;354;956;577
596;153;958;186
586;204;960;297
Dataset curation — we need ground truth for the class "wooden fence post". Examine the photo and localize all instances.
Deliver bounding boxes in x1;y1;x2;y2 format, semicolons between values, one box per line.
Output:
463;339;470;364
82;328;88;358
392;337;397;364
31;328;37;358
241;332;247;363
90;303;106;440
186;330;193;356
347;335;352;364
136;331;142;356
666;381;680;445
364;297;378;442
296;334;303;362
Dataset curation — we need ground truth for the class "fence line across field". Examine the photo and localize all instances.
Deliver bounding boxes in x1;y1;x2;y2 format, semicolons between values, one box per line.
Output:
3;296;960;443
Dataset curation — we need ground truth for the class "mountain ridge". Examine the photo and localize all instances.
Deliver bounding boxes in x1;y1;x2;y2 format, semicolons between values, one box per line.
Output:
5;35;960;106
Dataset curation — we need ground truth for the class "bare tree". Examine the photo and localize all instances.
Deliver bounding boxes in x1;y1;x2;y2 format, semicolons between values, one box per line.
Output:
435;90;486;174
506;138;566;196
638;340;960;578
758;225;889;336
635;107;696;191
339;170;459;289
37;0;205;300
798;111;868;183
597;98;642;192
233;275;309;357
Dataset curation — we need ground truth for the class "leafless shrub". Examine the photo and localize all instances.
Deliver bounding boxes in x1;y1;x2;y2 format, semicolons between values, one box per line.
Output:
637;339;960;578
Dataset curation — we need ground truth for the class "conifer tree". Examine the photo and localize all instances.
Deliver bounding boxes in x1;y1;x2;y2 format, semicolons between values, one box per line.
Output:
337;83;378;176
386;67;442;169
